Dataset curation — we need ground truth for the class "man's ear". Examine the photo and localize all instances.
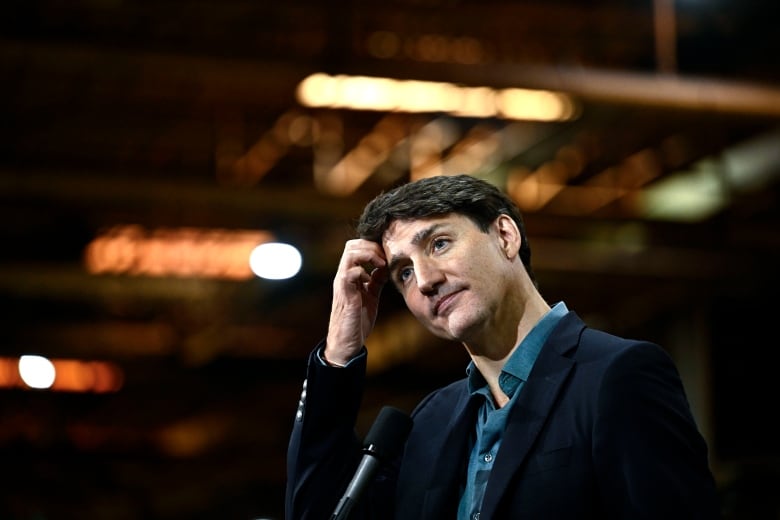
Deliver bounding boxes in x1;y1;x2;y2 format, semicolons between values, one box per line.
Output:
494;214;522;259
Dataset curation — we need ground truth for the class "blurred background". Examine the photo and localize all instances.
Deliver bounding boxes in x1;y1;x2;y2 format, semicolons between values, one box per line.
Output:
1;0;779;518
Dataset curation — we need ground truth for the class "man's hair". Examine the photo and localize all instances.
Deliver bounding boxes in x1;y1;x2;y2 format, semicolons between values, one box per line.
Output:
356;174;535;281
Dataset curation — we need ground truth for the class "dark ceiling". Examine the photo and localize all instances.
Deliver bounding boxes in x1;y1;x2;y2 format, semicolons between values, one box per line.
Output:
2;1;780;519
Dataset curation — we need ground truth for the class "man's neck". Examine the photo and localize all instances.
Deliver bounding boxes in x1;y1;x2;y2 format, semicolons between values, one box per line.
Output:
467;290;550;407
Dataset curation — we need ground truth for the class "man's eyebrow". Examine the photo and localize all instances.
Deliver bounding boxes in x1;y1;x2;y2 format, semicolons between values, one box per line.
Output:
386;223;443;274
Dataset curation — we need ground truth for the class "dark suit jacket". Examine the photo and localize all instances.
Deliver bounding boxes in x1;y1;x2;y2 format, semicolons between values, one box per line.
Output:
286;312;720;519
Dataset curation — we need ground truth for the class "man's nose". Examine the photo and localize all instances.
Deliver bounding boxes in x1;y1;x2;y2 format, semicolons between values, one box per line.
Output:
415;260;444;295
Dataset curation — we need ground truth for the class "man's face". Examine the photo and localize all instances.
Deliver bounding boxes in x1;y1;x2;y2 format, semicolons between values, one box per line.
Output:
382;213;516;343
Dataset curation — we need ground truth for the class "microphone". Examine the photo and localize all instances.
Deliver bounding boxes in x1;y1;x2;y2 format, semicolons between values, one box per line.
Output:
331;406;413;520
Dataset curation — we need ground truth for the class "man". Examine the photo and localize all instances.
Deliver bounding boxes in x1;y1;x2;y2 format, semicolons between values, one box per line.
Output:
285;174;720;519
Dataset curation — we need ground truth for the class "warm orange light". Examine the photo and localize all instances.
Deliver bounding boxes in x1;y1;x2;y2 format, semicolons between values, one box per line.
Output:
0;356;124;393
84;225;274;280
0;359;22;387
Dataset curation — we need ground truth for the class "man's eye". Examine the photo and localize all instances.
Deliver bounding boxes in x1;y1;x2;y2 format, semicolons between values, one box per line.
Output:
398;267;413;283
432;238;449;252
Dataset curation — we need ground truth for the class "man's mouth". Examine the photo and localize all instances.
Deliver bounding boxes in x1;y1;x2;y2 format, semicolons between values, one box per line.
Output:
433;290;461;316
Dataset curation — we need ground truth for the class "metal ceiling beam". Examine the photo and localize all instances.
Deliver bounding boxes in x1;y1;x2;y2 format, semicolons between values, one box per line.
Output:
4;41;780;118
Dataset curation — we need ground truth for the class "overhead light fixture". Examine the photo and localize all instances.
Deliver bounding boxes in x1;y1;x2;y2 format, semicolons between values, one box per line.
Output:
18;355;56;389
1;356;123;393
249;242;303;280
637;128;780;222
84;225;276;280
296;73;578;122
636;160;727;222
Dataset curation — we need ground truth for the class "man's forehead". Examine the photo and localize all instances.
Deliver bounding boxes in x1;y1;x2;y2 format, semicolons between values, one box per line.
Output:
382;214;452;243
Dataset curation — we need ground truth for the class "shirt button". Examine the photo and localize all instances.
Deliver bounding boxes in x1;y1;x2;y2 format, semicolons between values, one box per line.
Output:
483;453;493;463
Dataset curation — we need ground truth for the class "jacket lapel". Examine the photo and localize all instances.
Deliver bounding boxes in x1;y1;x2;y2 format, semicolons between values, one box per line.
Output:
420;392;482;518
478;313;582;518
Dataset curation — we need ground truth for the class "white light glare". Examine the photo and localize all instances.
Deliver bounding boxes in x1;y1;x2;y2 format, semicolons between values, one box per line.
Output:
18;355;56;389
249;242;303;280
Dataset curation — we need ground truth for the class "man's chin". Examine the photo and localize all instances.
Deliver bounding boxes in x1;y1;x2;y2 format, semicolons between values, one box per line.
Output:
426;318;473;343
423;321;456;342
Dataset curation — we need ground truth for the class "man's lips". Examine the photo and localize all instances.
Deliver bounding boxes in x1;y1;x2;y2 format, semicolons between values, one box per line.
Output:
433;290;462;316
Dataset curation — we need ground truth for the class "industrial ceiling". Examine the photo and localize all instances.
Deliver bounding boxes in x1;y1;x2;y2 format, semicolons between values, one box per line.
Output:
1;1;779;518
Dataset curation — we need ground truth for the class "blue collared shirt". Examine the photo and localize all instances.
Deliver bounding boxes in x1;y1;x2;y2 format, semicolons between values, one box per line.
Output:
457;301;568;520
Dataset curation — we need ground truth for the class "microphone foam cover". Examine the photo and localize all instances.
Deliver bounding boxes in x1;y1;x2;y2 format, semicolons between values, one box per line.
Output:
363;406;413;460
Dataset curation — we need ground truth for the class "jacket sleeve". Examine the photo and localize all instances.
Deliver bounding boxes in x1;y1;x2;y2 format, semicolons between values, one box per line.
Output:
285;342;397;520
592;341;720;519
